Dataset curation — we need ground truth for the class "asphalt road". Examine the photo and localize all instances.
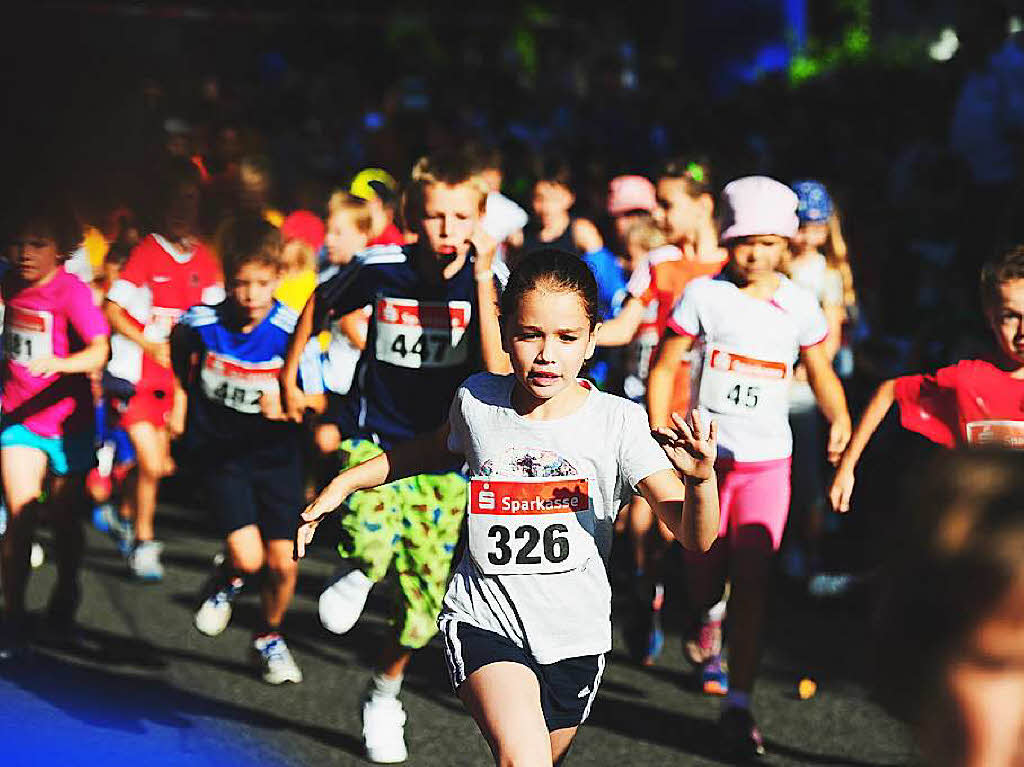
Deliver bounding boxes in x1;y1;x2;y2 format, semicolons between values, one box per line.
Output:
0;500;916;766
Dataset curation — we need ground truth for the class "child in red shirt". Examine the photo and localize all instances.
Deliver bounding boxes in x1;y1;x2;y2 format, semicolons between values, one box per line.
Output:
831;246;1024;512
104;159;224;580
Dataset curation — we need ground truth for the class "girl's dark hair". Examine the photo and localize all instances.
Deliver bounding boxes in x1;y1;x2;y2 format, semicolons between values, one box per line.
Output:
500;248;601;329
658;156;713;198
535;157;573;189
6;190;82;257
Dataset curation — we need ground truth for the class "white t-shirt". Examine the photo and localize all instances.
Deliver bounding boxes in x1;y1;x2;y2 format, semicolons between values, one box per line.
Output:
668;274;827;462
789;252;843;308
441;373;672;664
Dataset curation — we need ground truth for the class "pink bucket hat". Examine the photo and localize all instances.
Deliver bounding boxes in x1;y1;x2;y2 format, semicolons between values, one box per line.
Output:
719;176;799;241
607;175;657;216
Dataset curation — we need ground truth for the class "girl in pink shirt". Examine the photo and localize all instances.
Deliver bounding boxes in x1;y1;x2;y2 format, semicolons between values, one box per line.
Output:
1;199;110;658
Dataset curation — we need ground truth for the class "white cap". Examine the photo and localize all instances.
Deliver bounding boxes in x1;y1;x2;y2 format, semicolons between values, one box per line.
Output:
719;176;799;241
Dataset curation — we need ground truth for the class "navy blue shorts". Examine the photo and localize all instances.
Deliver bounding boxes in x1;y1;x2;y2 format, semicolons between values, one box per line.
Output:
438;618;605;731
202;446;304;542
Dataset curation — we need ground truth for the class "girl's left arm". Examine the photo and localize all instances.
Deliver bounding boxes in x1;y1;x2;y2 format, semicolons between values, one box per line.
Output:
802;341;852;464
639;410;720;552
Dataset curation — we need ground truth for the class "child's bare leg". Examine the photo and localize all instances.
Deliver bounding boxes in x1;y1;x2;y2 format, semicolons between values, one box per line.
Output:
0;447;48;624
459;662;554;767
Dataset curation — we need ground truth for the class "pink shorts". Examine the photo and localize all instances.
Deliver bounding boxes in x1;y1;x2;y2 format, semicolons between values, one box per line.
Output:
712;457;792;551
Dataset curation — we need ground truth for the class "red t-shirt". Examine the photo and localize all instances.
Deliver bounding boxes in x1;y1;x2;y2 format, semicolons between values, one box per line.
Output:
106;234;224;388
894;358;1024;448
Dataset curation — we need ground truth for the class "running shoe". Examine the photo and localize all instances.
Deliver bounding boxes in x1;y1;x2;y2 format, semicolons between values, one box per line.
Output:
30;542;45;569
93;504;135;555
684;616;723;667
718;706;766;759
319;567;373;635
701;654;729;695
362;695;408;763
0;629;29;662
194;572;245;637
128;540;164;582
253;633;303;685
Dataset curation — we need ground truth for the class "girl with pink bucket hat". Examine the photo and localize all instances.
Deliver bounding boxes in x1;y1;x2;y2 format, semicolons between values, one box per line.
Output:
647;176;852;759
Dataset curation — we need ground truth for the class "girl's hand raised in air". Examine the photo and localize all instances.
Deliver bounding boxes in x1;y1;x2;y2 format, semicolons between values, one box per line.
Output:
295;477;351;558
652;410;718;483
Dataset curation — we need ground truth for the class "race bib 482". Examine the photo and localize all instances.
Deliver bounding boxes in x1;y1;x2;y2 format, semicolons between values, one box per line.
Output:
467;476;595;576
200;351;282;415
375;297;471;369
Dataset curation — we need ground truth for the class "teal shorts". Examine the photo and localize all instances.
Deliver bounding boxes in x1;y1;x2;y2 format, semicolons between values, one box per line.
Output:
0;424;95;476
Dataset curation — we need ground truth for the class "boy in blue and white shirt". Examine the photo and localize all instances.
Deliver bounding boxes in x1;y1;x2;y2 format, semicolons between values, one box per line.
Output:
171;216;305;686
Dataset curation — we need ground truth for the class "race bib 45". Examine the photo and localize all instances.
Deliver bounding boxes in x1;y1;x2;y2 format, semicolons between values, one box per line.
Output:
468;476;595;576
375;297;471;369
699;344;790;418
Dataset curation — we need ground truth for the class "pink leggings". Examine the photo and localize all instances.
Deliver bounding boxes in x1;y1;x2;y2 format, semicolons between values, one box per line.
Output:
706;457;792;552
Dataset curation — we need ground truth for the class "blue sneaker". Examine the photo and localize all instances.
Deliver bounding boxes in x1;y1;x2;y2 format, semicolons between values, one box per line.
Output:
701;654;729;695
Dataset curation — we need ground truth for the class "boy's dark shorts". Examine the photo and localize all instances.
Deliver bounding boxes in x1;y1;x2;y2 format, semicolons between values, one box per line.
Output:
203;445;304;542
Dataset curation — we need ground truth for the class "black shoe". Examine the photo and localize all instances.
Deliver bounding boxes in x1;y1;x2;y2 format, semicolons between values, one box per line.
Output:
624;576;664;665
0;620;30;663
718;706;766;760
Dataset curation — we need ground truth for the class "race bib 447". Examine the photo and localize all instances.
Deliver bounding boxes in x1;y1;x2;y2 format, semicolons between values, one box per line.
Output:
375;297;471;369
468;476;595;576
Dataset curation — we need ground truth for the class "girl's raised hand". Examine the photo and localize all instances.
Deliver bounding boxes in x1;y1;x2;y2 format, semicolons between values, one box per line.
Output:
652;409;717;483
295;478;350;558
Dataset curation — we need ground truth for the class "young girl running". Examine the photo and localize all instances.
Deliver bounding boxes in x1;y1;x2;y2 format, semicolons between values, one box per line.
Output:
830;245;1024;514
1;196;110;658
298;249;720;766
647;176;851;758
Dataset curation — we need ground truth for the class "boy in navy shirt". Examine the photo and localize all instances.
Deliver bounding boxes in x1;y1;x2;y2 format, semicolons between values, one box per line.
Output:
280;151;507;763
171;216;304;685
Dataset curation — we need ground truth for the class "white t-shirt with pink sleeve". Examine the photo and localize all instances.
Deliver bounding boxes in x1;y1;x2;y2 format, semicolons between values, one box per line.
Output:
668;273;827;462
1;267;109;437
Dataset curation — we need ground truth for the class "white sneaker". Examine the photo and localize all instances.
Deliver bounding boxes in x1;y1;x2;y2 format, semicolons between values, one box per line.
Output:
253;633;303;684
30;542;45;569
362;696;408;763
319;567;372;635
194;576;244;636
128;541;164;582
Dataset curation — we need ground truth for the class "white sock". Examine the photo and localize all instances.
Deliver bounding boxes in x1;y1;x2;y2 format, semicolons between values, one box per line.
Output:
725;690;751;710
370;672;403;702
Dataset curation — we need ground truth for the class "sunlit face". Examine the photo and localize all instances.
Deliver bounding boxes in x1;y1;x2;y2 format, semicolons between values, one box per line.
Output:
532;181;574;222
164;182;200;242
9;233;60;283
793;223;829;252
502;287;598;402
239;166;269;211
414;182;481;263
988;279;1024;367
325;210;369;266
921;578;1024;767
654;178;708;245
727;235;789;285
229;262;279;323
